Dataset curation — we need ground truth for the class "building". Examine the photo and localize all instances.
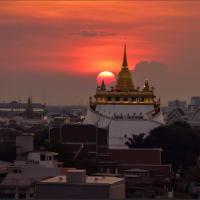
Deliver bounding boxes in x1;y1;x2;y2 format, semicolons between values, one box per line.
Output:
188;96;200;112
166;100;187;112
49;126;171;177
36;169;125;199
188;108;200;129
84;45;164;149
49;124;109;164
16;134;34;160
0;97;46;118
0;153;64;199
163;97;200;128
164;108;187;125
97;148;171;178
27;151;63;168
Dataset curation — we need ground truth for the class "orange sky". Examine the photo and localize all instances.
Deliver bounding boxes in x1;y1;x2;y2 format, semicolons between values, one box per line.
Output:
0;1;200;104
1;1;200;75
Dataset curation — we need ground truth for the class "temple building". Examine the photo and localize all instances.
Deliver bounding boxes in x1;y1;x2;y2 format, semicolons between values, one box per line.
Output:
84;45;165;149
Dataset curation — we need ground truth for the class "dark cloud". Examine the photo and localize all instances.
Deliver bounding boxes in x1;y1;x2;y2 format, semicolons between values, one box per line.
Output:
133;61;168;85
132;61;200;105
70;30;116;37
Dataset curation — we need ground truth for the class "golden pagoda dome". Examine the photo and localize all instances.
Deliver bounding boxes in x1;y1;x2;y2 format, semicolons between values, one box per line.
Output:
115;44;134;92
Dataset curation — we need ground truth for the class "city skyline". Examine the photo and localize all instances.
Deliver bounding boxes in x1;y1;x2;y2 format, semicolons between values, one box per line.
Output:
0;1;200;105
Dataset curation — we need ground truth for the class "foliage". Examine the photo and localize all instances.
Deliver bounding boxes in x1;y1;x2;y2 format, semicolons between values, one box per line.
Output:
125;133;145;148
125;122;200;173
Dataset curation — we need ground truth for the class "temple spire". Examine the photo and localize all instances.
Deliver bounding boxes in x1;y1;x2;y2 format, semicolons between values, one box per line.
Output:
115;44;134;91
122;43;128;68
100;80;106;91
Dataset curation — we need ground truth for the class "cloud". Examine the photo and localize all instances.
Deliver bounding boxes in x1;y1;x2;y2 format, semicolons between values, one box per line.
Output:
134;61;168;85
132;61;200;105
70;30;116;37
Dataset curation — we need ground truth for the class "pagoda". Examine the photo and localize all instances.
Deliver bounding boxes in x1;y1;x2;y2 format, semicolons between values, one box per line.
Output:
84;45;164;149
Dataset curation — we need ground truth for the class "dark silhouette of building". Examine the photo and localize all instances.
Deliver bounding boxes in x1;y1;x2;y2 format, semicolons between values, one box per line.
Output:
25;97;33;119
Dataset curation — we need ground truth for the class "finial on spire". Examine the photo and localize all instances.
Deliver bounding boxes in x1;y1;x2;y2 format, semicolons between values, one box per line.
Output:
122;43;128;68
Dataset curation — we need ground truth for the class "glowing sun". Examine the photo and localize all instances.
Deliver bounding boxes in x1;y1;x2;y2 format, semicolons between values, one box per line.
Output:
97;71;115;85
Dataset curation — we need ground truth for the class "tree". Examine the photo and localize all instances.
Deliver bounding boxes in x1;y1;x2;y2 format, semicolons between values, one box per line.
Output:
125;133;145;148
125;123;200;173
145;125;200;172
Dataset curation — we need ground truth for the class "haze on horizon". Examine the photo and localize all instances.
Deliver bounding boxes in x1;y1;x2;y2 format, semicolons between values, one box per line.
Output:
0;1;200;105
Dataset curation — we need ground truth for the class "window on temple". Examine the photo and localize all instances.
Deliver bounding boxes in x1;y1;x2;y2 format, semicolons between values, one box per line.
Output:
132;98;136;102
107;97;112;101
40;154;46;161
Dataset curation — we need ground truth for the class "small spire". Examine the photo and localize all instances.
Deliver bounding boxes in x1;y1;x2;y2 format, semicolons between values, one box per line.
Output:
122;43;128;68
143;79;150;91
100;80;106;91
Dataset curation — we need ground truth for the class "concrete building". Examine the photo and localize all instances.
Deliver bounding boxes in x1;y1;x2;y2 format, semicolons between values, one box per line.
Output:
0;162;62;199
0;152;64;199
16;134;34;160
27;151;63;168
36;169;125;199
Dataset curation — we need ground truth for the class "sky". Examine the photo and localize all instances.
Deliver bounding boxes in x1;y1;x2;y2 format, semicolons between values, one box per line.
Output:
0;1;200;105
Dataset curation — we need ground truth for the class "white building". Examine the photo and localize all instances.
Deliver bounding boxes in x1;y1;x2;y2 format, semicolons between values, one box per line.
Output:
84;45;165;149
27;151;62;168
0;153;63;199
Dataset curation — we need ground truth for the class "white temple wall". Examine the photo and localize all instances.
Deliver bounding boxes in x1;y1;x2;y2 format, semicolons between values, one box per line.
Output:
108;120;162;149
96;104;154;117
84;107;164;149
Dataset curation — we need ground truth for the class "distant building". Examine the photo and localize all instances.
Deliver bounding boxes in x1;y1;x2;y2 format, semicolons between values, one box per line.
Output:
168;100;187;111
188;108;200;129
36;169;125;199
0;97;46;118
164;108;187;124
188;96;200;112
163;97;200;128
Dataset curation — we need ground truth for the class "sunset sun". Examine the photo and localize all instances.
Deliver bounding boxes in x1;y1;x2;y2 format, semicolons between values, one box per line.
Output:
97;71;115;85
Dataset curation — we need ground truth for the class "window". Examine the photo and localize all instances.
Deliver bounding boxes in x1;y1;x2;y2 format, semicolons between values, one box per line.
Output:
132;98;136;102
107;97;112;101
40;154;46;161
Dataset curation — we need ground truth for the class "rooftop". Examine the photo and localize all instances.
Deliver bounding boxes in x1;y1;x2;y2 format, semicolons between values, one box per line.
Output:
41;175;123;185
